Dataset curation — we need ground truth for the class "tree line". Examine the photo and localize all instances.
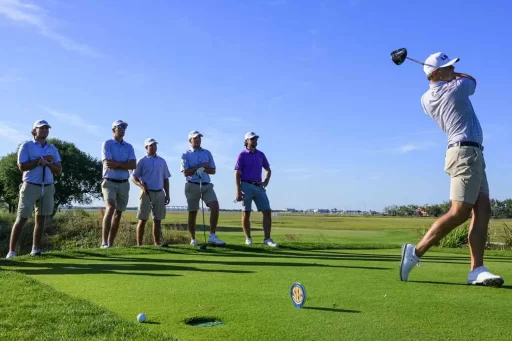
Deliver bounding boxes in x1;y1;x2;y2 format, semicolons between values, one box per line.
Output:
0;139;102;215
383;199;512;219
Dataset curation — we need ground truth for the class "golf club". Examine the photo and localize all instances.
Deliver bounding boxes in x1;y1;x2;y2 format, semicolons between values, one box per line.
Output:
144;182;168;247
391;48;435;68
198;174;207;250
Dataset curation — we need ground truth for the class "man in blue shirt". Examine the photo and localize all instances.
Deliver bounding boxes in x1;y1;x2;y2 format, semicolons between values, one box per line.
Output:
400;52;503;287
181;130;225;246
6;119;62;259
100;120;136;248
132;138;171;246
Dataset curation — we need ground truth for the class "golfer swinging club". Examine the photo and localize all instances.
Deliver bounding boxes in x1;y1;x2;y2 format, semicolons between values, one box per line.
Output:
400;52;504;287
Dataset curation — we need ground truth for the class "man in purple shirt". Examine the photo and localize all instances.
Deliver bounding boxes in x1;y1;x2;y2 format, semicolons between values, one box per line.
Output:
234;132;278;247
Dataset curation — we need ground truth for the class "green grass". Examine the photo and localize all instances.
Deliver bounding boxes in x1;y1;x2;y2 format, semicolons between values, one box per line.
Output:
0;269;177;340
1;212;512;340
2;245;512;341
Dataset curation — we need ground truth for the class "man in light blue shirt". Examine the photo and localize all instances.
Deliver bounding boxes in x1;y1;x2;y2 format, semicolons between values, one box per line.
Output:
100;120;136;248
132;138;171;247
6;119;62;259
180;130;225;246
400;52;503;287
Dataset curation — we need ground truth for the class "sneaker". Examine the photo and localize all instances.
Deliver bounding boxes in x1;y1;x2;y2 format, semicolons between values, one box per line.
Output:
399;243;420;281
245;238;253;245
101;243;109;248
190;239;198;246
208;234;226;246
263;238;279;248
30;249;42;257
467;266;504;287
5;251;16;259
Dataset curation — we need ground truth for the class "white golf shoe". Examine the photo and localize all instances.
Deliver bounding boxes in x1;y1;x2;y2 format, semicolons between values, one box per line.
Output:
30;249;42;257
400;243;420;281
190;239;198;246
245;238;253;245
263;238;279;248
5;251;16;259
208;234;226;246
467;266;504;287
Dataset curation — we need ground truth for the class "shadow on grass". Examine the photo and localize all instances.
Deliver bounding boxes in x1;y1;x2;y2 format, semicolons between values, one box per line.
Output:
303;307;360;313
44;253;391;271
2;258;255;277
409;280;512;289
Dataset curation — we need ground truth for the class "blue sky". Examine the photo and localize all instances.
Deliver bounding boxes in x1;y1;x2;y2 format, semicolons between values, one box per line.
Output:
0;0;511;211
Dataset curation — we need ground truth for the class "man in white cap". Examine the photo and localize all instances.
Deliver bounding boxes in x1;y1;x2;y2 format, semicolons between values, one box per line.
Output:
234;132;278;247
6;119;62;259
100;120;136;248
132;138;171;246
180;130;225;246
400;52;504;287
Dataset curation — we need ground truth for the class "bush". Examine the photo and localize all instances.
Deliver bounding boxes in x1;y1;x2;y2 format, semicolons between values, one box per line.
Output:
417;221;470;248
0;209;190;257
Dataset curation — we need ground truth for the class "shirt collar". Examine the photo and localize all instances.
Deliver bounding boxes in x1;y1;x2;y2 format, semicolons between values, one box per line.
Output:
190;147;203;152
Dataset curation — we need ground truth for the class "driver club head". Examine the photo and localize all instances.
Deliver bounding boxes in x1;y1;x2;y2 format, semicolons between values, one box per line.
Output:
391;47;408;65
199;244;207;250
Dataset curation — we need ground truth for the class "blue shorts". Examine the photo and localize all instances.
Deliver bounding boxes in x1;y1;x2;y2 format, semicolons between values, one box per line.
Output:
241;181;271;212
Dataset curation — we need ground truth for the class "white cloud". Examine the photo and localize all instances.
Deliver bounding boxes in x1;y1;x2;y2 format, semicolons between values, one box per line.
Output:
397;144;419;153
0;121;27;144
40;106;100;135
0;0;100;57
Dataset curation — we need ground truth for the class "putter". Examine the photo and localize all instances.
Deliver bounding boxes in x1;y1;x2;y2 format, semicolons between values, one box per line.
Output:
391;48;436;68
198;175;207;250
144;182;168;247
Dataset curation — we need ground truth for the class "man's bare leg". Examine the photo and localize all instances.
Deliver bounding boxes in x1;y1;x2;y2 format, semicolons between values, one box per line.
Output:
9;217;28;252
468;192;491;270
415;200;473;257
242;211;251;239
207;201;219;234
136;220;147;246
33;215;47;250
188;211;198;240
102;200;116;245
108;210;123;246
153;220;161;245
262;209;272;240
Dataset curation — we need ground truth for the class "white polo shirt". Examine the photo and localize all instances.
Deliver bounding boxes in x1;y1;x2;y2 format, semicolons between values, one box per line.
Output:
420;77;483;145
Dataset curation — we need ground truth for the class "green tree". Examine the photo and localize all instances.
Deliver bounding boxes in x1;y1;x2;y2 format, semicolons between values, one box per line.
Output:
0;152;22;213
0;139;102;215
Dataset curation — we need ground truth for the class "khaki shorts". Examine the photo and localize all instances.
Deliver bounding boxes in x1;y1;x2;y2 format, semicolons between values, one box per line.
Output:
17;182;55;218
185;182;217;211
137;190;167;221
101;179;130;211
444;146;489;204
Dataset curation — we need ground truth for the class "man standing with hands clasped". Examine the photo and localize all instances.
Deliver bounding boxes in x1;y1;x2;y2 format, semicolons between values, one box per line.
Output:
132;138;171;247
400;52;504;287
235;132;278;247
6;119;62;259
181;130;225;246
100;120;136;248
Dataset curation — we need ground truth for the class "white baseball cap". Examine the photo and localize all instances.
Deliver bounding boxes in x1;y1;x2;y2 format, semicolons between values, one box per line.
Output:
33;119;51;129
188;130;203;139
245;132;259;140
144;138;158;147
112;120;128;128
423;52;460;76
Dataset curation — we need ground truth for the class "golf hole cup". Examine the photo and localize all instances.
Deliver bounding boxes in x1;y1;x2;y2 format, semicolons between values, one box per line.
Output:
137;313;146;323
290;282;307;308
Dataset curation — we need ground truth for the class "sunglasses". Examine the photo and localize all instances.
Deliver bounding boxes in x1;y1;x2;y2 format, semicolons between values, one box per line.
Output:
116;125;127;129
250;137;258;141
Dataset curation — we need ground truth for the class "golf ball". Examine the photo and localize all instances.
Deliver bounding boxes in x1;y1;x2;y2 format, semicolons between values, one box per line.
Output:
137;313;146;323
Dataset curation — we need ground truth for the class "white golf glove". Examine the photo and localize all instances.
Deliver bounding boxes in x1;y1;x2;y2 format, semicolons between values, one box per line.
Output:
196;167;205;177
